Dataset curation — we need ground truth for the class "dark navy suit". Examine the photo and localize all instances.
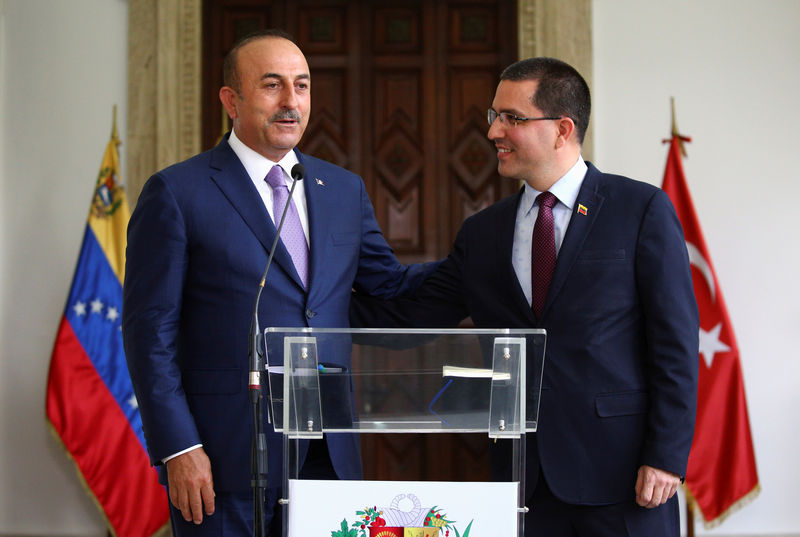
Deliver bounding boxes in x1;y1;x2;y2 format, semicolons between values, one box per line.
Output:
122;135;435;529
352;163;699;536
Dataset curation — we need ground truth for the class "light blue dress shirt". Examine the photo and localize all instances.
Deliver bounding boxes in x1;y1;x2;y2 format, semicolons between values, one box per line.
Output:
512;157;588;306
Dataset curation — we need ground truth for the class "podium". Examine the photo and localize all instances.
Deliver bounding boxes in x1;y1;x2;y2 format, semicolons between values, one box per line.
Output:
264;328;545;537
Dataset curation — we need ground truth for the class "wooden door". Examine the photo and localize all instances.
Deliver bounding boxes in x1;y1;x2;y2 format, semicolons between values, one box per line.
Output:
203;0;517;481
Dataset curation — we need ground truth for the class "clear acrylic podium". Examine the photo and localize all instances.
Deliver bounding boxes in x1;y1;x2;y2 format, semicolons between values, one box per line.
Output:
264;328;545;537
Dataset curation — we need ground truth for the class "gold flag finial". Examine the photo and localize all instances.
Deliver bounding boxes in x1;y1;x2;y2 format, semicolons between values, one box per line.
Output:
111;104;121;147
216;104;231;145
670;97;688;158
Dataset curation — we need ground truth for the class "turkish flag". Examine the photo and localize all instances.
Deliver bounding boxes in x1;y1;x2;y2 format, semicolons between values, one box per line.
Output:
661;135;760;527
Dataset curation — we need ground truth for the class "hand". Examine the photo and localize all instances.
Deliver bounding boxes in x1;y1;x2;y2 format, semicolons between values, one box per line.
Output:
166;447;216;524
635;465;680;508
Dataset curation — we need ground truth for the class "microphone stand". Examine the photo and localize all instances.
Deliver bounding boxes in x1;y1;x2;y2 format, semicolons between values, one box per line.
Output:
249;163;305;537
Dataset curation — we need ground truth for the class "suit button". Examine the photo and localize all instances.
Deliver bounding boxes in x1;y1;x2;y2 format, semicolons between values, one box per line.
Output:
305;309;316;319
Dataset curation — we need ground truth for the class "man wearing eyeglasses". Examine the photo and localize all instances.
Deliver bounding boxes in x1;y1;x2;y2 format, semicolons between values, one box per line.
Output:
352;57;699;537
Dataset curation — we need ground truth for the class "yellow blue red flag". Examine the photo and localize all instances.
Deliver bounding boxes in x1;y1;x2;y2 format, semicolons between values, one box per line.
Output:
45;112;168;537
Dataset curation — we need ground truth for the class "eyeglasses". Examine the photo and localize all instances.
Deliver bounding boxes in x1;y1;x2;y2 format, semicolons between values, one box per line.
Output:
487;109;562;127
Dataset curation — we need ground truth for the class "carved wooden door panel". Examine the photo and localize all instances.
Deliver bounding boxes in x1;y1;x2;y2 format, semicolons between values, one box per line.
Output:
204;0;517;481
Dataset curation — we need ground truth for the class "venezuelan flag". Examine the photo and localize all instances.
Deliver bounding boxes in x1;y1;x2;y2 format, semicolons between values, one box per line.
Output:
45;112;168;537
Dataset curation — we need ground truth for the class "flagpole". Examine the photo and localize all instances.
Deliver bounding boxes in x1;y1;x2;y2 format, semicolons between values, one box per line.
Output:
669;97;696;537
670;97;688;157
216;103;230;145
111;104;122;147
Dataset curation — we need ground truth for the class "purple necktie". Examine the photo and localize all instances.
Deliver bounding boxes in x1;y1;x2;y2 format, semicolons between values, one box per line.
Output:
265;165;309;288
532;191;557;318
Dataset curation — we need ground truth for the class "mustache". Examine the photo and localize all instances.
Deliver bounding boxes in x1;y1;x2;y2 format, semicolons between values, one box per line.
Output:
269;110;302;122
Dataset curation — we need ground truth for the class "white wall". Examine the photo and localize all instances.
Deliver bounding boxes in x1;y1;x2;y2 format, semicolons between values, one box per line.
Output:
593;0;800;534
1;0;798;536
0;1;127;535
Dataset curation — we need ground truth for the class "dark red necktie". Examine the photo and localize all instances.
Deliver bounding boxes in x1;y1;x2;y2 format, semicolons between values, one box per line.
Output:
532;191;557;318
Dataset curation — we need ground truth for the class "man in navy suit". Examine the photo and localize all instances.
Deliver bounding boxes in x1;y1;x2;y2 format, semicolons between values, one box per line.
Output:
351;57;699;536
122;29;435;537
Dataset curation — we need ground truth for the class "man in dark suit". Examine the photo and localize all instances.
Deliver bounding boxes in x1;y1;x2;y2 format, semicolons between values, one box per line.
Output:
351;57;699;536
122;29;435;537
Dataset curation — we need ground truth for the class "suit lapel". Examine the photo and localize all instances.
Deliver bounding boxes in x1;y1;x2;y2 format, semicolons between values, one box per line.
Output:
497;189;538;324
541;163;605;318
208;137;304;289
298;151;332;297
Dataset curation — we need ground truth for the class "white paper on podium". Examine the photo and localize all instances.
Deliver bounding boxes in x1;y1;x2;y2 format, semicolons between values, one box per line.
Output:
287;479;518;536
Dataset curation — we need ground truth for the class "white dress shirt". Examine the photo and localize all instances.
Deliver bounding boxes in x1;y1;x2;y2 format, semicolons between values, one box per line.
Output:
512;157;588;306
228;129;310;244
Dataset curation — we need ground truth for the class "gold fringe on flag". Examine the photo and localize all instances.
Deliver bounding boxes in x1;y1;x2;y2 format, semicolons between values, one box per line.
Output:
683;482;762;530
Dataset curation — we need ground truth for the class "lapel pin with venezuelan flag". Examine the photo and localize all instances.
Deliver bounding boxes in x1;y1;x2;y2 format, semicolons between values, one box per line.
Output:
577;204;588;216
315;177;325;186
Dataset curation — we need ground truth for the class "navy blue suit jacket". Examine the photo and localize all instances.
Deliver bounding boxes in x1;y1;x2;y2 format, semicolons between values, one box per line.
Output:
123;135;435;492
352;162;699;505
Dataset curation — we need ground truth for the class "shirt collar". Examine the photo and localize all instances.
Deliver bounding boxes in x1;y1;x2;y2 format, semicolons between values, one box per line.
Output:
520;156;588;213
227;129;300;184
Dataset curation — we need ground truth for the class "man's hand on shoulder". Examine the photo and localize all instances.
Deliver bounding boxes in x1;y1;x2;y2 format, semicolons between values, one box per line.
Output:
166;447;216;524
635;465;680;508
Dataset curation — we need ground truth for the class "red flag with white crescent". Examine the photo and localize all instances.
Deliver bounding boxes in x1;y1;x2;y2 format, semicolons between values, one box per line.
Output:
661;134;760;527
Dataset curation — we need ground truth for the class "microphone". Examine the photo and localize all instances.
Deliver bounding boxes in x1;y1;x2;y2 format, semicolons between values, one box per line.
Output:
290;162;306;183
249;162;306;397
247;162;305;537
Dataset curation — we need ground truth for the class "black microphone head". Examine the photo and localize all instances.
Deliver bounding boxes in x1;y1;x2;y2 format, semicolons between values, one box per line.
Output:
290;163;306;181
